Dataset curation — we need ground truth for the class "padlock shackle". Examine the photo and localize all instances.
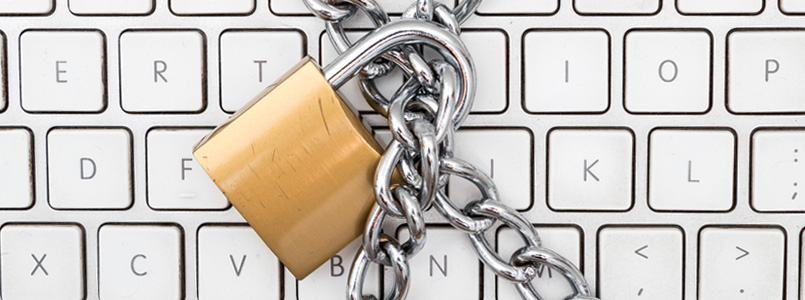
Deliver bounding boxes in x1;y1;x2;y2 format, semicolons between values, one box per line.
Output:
323;20;475;126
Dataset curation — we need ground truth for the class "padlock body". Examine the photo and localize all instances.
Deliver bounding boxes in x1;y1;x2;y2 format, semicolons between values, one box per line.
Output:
194;57;381;279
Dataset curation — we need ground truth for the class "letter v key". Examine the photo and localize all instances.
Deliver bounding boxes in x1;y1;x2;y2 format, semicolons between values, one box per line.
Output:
230;254;246;276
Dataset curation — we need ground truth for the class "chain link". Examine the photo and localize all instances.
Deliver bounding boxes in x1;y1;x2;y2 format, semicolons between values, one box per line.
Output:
302;0;598;298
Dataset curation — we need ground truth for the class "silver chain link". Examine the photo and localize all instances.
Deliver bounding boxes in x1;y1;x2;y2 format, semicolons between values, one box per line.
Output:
303;0;599;298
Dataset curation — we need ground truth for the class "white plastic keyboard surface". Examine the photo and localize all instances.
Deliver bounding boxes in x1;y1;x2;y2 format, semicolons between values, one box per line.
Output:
1;1;805;300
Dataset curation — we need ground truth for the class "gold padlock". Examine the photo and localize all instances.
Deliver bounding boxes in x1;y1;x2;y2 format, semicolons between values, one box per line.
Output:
193;21;474;279
194;57;380;279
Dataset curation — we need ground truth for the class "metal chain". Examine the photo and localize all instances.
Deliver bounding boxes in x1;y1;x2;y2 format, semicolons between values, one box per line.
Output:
302;0;598;298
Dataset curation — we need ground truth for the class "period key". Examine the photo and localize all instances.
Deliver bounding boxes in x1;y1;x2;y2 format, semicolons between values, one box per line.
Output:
699;227;784;299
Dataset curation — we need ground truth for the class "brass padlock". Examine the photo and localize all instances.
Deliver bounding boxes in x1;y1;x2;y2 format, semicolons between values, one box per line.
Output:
193;20;473;280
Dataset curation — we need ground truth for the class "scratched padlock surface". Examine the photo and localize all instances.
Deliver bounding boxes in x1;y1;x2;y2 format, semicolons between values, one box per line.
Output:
194;57;382;279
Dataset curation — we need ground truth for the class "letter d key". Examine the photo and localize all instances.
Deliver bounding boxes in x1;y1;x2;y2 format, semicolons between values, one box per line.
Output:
193;20;473;280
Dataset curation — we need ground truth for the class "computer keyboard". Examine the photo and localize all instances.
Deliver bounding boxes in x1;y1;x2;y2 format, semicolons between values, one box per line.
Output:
0;0;803;299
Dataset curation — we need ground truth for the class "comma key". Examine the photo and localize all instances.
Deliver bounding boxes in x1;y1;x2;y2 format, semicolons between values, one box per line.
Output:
598;227;683;300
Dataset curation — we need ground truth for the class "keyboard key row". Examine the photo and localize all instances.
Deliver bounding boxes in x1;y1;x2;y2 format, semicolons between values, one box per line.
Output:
14;30;304;114
507;225;786;300
0;224;281;300
4;29;805;114
1;127;804;211
3;0;800;16
597;226;785;300
1;0;254;16
1;224;792;300
523;28;805;114
276;0;770;16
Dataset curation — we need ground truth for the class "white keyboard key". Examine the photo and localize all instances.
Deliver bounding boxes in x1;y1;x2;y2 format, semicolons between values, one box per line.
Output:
497;226;581;300
69;0;154;15
21;31;106;112
99;224;183;300
298;238;380;299
268;0;312;15
423;31;507;112
270;0;451;14
221;30;304;112
321;31;404;112
575;0;660;14
398;228;479;299
625;30;711;113
677;0;763;14
0;128;33;209
0;224;84;300
751;130;805;211
147;129;227;210
477;0;558;14
47;129;132;209
0;0;53;14
728;30;805;113
171;0;254;15
523;30;609;113
598;227;683;300
699;227;784;299
462;31;507;112
649;129;735;211
547;129;634;211
198;225;281;300
781;0;805;13
121;31;204;113
0;33;5;112
449;129;532;210
376;0;452;14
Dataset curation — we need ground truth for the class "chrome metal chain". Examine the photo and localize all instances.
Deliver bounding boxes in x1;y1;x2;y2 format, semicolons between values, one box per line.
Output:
303;0;598;299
